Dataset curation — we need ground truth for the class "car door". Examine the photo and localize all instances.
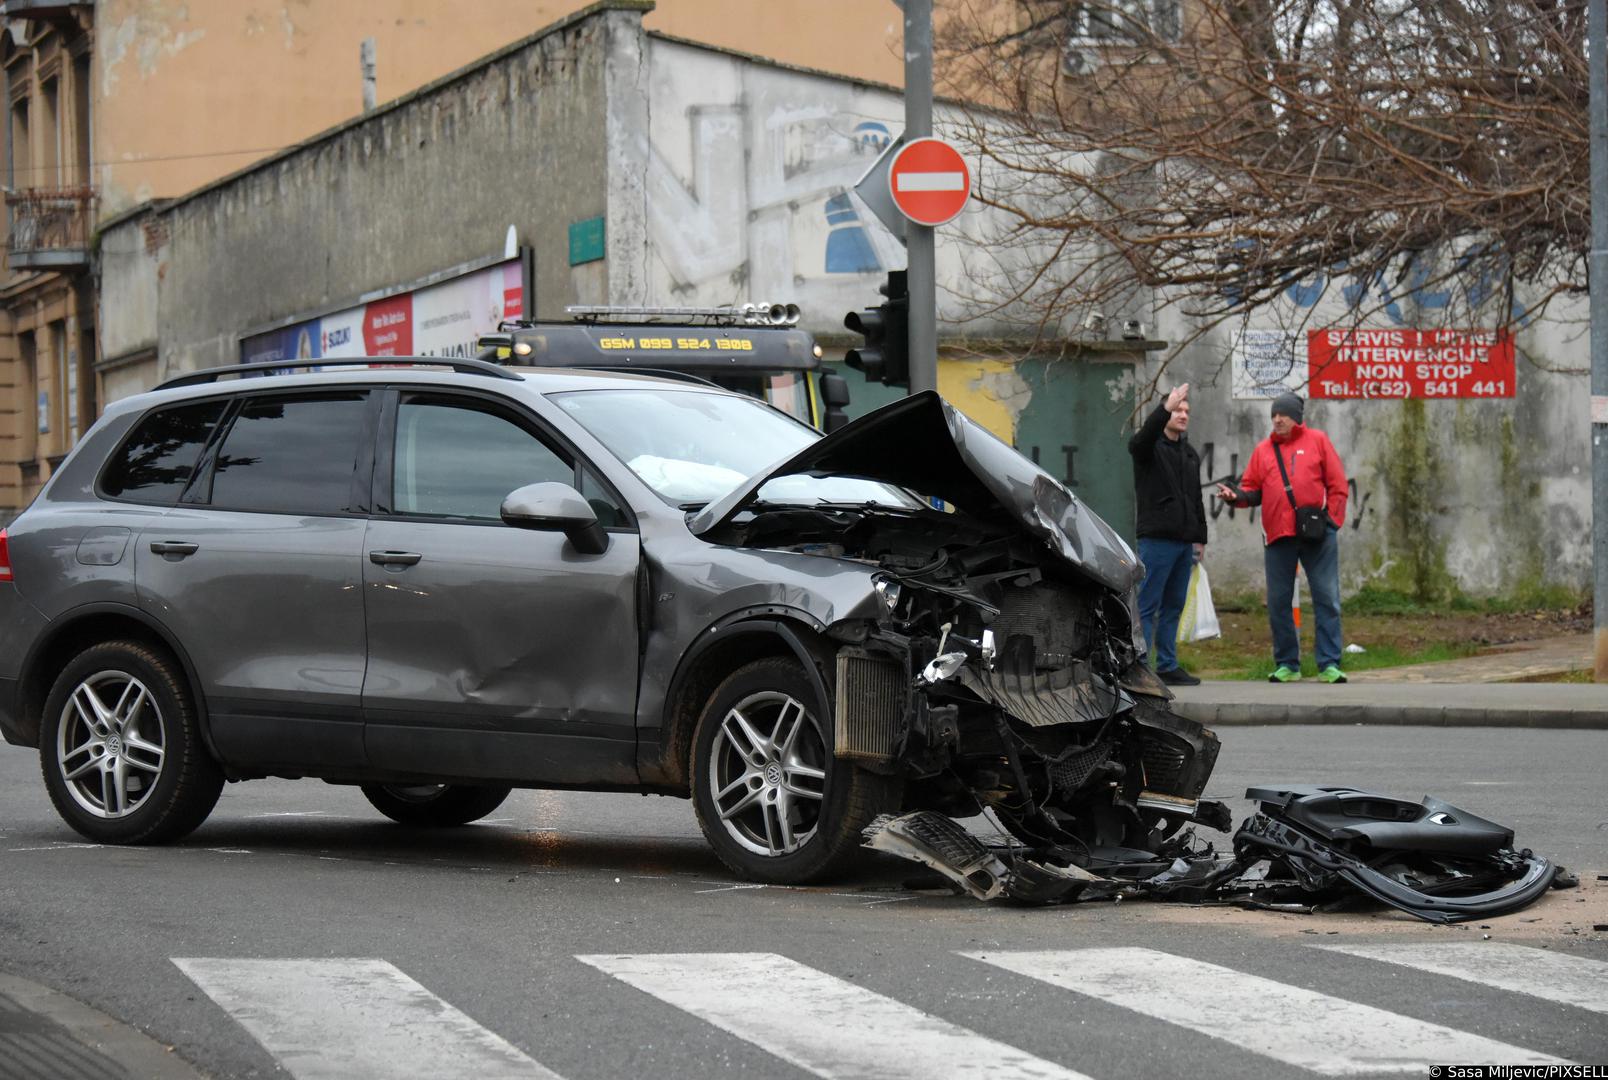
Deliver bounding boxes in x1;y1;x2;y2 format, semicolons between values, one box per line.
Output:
360;388;641;785
134;388;375;771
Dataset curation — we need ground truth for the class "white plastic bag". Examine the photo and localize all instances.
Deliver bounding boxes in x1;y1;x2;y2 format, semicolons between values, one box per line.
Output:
1177;562;1222;643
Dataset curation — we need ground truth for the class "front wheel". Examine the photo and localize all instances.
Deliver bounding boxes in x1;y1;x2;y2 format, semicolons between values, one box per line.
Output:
360;784;512;826
690;656;898;884
39;641;223;844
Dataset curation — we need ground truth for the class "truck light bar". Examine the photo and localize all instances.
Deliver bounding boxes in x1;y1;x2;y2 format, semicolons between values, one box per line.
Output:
564;302;802;326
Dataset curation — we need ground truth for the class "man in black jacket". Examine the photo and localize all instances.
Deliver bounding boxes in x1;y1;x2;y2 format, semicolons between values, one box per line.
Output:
1129;382;1208;685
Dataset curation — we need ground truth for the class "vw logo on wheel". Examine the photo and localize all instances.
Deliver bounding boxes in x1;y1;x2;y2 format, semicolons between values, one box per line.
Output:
764;762;783;787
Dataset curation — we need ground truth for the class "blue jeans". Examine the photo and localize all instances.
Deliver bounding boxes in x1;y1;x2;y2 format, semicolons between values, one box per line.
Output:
1137;537;1195;672
1264;525;1343;669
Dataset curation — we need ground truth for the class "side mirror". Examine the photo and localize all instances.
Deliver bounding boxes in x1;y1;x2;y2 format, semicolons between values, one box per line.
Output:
500;482;609;555
819;372;851;433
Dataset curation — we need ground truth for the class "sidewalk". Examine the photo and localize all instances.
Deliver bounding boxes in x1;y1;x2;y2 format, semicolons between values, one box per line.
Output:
1168;679;1608;729
1168;631;1605;729
1348;633;1591;684
0;973;207;1080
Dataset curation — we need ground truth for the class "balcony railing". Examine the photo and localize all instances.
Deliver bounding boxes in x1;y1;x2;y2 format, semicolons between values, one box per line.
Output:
5;186;96;270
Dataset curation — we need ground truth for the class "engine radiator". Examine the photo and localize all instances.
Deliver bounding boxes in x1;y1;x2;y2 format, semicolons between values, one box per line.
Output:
835;648;904;764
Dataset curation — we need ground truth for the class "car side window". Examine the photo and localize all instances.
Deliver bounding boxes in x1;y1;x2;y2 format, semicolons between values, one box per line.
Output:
393;399;576;521
101;399;229;504
578;467;630;529
209;392;369;515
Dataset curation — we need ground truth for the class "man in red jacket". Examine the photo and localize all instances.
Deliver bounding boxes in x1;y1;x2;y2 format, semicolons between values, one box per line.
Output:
1216;393;1349;683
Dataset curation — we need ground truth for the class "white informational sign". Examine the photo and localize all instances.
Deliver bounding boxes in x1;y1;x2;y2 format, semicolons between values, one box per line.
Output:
1232;328;1304;400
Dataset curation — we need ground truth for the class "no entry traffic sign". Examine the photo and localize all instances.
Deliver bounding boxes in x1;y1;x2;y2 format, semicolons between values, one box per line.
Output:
887;137;971;227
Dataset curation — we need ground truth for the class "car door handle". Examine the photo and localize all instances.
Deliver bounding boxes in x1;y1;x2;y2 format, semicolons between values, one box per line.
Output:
369;550;422;567
149;541;199;557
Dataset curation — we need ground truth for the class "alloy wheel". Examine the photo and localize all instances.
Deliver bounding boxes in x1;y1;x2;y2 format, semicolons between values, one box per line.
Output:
55;670;166;819
707;690;828;857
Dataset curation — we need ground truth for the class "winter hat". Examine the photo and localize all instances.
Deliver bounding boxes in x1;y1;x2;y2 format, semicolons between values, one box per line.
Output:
1270;392;1304;424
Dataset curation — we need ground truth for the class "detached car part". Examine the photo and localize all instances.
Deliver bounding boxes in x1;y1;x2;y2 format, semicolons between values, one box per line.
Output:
862;785;1569;923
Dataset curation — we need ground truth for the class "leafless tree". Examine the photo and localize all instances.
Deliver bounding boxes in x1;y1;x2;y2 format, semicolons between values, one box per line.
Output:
937;0;1589;359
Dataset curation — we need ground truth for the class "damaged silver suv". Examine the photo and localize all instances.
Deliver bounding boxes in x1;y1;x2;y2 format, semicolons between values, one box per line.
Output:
0;356;1222;884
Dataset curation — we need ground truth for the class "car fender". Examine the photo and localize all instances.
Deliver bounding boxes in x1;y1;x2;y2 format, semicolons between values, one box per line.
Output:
643;608;836;791
17;601;217;760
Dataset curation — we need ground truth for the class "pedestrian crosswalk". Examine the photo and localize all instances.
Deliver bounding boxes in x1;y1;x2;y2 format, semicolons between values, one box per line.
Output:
174;944;1607;1079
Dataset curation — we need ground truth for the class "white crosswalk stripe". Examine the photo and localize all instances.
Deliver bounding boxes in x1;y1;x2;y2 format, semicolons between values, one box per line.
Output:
961;947;1570;1075
1314;942;1608;1016
172;958;563;1080
577;951;1090;1080
174;946;1599;1078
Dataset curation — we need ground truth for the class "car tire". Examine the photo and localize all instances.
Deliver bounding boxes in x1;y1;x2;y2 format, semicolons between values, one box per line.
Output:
359;784;512;826
39;640;223;844
690;656;899;884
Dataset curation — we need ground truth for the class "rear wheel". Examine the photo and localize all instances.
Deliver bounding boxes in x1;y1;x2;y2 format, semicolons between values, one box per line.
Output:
690;656;898;884
360;783;512;826
39;641;223;844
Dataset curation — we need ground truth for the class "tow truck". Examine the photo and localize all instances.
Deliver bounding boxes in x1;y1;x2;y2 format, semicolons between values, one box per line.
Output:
478;304;852;432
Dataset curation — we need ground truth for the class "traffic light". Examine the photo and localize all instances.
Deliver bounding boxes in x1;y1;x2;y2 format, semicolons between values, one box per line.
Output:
844;271;909;387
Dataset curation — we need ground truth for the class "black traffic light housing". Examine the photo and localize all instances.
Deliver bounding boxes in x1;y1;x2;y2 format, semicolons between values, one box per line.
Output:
844;271;909;388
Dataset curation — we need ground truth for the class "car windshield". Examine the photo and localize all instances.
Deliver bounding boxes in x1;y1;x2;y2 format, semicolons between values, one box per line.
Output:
551;388;921;508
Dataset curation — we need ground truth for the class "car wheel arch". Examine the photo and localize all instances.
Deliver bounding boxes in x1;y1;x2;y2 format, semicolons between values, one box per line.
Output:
18;603;213;756
658;612;836;791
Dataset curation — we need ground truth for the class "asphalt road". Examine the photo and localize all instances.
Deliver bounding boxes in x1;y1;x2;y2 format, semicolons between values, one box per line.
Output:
1;724;1604;1079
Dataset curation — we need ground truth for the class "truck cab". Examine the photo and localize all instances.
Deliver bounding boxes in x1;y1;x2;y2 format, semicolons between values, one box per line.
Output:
479;305;851;431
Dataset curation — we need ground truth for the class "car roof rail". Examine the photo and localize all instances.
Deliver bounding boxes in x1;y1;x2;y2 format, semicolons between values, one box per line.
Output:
154;356;523;390
558;365;721;388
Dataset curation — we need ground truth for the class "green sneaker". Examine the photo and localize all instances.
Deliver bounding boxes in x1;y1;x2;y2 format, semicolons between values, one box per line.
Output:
1318;665;1348;684
1268;665;1301;683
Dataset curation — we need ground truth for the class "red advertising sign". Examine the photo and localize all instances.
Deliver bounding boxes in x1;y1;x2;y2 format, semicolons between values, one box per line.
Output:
1308;329;1516;399
888;137;972;227
363;294;413;356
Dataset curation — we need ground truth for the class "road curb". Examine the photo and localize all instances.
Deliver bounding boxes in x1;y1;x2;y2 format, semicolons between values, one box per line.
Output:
1170;703;1608;729
0;972;210;1080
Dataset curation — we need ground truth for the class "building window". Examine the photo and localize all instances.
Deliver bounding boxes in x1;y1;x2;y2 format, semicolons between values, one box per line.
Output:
72;54;90;184
10;98;30;189
18;332;41;457
1069;0;1181;44
39;76;59;187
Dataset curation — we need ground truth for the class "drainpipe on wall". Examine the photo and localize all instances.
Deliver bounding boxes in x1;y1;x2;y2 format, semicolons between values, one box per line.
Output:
361;37;377;112
1592;0;1607;681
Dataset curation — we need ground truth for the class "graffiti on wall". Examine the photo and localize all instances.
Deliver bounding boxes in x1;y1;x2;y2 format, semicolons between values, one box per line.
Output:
643;104;903;300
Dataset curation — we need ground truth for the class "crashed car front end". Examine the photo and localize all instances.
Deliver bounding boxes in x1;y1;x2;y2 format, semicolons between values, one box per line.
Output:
690;391;1228;857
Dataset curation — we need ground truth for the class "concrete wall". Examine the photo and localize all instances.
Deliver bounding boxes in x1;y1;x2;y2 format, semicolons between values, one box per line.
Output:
136;7;626;378
1152;284;1591;601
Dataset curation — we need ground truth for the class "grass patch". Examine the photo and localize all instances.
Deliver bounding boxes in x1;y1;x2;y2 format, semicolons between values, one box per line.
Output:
1178;636;1481;681
1344;584;1586;618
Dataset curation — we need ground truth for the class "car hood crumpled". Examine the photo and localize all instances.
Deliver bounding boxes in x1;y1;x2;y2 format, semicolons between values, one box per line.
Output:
687;390;1142;592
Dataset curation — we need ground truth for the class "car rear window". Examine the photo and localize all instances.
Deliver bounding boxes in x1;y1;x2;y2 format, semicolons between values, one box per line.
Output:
101;399;229;504
209;393;368;515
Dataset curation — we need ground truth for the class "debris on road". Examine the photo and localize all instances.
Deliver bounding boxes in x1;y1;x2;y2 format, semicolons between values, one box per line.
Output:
863;784;1572;924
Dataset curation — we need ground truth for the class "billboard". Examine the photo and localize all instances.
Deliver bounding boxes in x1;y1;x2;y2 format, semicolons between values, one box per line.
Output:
240;260;523;366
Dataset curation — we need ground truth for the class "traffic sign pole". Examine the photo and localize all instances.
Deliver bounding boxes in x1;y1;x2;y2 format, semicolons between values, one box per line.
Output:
904;0;937;396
